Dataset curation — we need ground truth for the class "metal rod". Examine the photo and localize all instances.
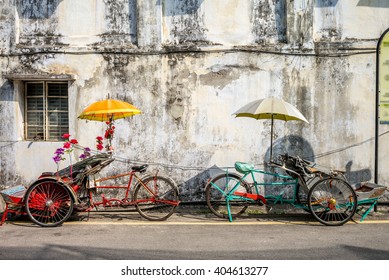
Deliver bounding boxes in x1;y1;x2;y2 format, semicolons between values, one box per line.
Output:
270;116;274;161
374;28;389;212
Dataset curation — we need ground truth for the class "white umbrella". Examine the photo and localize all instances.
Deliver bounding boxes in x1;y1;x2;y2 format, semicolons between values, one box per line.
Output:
233;97;309;161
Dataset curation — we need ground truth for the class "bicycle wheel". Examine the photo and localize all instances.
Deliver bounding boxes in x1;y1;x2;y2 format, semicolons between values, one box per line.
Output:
134;175;179;221
308;177;357;226
25;180;74;227
296;183;310;213
205;173;251;219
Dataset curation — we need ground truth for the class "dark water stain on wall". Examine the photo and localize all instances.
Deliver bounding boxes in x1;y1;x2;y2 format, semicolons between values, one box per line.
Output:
16;0;62;19
102;0;137;45
16;0;62;47
315;0;339;7
102;53;132;87
161;0;204;16
251;0;287;44
16;53;55;73
162;0;207;45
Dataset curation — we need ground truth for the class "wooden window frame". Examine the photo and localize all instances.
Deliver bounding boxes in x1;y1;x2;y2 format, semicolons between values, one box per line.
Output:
24;81;69;141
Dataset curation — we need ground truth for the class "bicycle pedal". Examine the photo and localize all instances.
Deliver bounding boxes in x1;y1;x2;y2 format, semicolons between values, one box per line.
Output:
74;203;89;212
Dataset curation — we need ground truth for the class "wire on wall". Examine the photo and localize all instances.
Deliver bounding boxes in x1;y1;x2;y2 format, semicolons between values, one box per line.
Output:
1;130;388;172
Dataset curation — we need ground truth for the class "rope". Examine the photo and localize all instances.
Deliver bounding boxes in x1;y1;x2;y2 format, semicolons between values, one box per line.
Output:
1;130;389;172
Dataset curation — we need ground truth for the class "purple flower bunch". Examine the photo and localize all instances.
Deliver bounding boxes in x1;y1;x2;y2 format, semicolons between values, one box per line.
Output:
52;148;66;164
79;147;91;159
52;134;91;169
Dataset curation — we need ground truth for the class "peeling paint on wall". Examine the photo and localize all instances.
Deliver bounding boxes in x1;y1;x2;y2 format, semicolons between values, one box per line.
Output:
199;66;240;90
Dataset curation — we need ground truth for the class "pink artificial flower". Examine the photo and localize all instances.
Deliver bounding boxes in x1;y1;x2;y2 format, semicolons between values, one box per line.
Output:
62;133;71;139
70;139;78;145
96;136;103;141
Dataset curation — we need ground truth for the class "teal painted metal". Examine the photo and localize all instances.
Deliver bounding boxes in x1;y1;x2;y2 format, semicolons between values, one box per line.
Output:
206;154;382;225
220;166;299;222
357;199;379;222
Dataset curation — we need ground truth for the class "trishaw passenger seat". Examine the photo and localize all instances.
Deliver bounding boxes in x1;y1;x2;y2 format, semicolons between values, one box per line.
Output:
305;167;320;174
39;172;56;178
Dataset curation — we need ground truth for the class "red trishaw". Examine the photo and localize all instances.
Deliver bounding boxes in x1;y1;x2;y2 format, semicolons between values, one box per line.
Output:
1;153;180;227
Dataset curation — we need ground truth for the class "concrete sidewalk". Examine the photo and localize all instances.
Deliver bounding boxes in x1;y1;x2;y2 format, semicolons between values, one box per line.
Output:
2;202;389;226
63;203;389;225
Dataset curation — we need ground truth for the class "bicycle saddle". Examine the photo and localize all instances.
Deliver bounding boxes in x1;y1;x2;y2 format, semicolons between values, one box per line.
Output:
131;164;148;173
235;162;255;174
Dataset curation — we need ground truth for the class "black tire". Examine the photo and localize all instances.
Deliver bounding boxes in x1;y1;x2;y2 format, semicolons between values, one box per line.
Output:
205;173;251;219
25;180;74;227
308;177;357;226
134;175;179;221
296;183;311;213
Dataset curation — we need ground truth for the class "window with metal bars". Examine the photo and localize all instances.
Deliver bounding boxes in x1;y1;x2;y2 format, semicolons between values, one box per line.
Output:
25;82;69;141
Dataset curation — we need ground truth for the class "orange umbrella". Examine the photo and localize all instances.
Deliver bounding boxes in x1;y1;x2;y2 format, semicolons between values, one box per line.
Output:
78;99;142;122
78;99;142;153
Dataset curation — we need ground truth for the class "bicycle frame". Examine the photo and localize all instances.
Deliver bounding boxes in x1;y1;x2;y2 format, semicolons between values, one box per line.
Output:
210;167;299;222
84;169;179;211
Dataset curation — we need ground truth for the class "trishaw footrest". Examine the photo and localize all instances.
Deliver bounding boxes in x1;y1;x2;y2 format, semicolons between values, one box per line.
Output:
233;192;267;203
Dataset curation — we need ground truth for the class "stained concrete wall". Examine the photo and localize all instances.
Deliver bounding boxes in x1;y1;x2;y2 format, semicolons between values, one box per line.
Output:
1;0;389;202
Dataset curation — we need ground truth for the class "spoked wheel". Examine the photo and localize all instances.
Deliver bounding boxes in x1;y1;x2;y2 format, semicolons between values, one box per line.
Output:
308;177;357;226
134;175;179;221
205;173;251;219
25;180;74;227
296;183;310;213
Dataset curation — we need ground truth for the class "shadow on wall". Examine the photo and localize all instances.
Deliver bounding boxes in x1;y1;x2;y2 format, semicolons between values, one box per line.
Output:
0;81;14;102
158;0;204;16
315;0;339;7
265;135;315;163
275;0;287;43
357;0;389;7
345;161;372;185
180;165;229;202
263;135;372;185
315;0;389;8
16;0;63;19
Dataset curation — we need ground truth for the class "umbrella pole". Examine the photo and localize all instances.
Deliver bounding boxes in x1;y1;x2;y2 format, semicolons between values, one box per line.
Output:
270;116;274;162
107;115;114;154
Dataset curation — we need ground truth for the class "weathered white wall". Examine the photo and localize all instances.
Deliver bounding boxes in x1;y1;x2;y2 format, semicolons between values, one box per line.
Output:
1;0;389;201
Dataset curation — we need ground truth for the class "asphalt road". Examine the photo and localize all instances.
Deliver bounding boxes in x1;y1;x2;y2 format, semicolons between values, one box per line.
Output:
1;211;389;260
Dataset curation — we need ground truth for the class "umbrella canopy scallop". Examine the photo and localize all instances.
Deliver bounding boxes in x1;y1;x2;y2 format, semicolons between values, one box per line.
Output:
78;99;142;122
